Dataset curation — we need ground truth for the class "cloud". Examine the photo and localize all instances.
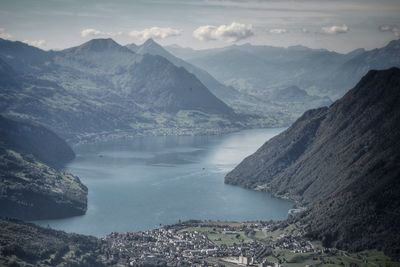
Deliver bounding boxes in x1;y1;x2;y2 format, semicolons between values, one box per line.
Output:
128;27;181;40
0;28;12;39
81;28;122;38
269;28;288;34
23;39;46;48
301;28;310;34
320;24;349;35
379;25;400;37
193;22;254;42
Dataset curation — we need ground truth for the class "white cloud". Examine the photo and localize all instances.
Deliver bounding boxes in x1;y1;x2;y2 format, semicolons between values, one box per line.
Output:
269;28;288;34
193;22;254;42
81;28;122;38
320;24;349;35
0;28;12;39
81;28;101;37
128;27;181;40
23;39;46;48
379;25;400;37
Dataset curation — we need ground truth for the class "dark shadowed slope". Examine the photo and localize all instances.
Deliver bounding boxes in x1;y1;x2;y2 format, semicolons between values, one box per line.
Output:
0;115;87;220
225;68;400;258
0;115;74;169
125;53;235;115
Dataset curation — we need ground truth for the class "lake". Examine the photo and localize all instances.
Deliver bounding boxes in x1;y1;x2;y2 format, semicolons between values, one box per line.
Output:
35;128;293;237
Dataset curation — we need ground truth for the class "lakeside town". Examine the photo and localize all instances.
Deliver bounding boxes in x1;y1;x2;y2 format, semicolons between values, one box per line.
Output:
99;219;396;267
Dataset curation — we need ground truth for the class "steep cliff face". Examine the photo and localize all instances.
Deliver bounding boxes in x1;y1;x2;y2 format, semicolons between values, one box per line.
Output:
0;115;87;220
225;68;400;257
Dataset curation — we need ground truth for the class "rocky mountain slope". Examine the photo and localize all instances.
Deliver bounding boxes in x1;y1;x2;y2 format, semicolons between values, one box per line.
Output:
0;115;87;220
0;38;252;143
225;68;400;258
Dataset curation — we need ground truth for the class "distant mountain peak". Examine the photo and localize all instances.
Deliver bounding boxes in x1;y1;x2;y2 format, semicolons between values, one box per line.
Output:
64;38;132;54
143;38;156;44
141;38;162;49
136;38;168;56
125;43;139;52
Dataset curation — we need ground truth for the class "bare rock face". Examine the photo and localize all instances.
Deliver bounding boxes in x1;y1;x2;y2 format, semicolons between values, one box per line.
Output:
225;68;400;258
0;115;87;220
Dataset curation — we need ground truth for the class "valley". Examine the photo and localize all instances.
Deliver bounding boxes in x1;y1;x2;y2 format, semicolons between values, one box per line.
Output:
0;19;399;266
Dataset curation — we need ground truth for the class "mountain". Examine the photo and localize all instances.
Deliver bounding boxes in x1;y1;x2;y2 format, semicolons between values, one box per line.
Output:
57;38;233;115
0;115;87;220
167;40;400;100
132;39;330;121
126;42;139;52
225;68;400;258
64;38;132;54
326;39;400;97
0;38;54;73
167;43;347;96
128;39;268;115
124;54;234;114
0;38;245;143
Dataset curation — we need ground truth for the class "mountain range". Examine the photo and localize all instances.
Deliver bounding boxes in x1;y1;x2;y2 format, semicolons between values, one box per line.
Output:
0;38;255;143
225;68;400;258
166;40;400;100
129;39;331;119
127;39;273;115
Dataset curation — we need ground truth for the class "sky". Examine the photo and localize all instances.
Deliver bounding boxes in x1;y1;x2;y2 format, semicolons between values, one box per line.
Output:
0;0;399;53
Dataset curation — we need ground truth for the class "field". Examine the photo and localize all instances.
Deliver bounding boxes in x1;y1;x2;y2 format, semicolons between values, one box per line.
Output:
266;249;400;267
180;223;399;267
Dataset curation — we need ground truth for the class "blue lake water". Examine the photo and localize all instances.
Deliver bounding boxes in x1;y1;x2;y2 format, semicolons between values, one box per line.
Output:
35;128;293;237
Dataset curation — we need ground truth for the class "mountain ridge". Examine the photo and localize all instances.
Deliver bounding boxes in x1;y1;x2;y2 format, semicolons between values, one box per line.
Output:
167;39;400;100
127;39;268;116
0;38;245;142
225;68;400;257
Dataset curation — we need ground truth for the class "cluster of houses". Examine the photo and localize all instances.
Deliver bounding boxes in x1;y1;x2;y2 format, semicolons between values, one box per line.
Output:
104;226;220;266
100;221;318;266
